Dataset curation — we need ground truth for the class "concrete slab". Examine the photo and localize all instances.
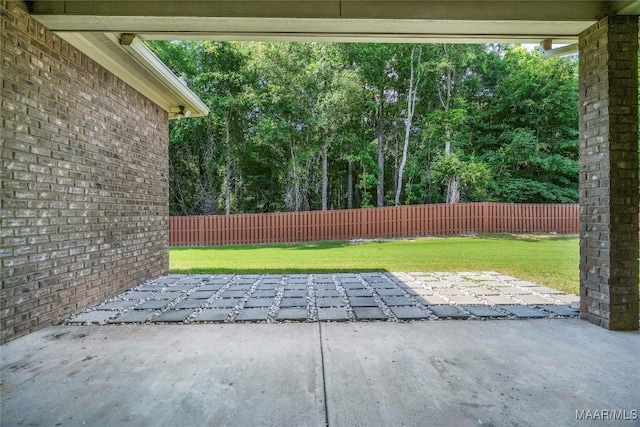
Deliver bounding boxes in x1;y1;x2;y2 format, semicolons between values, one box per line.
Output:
348;297;378;307
375;288;405;296
97;301;139;310
277;308;308;321
428;305;469;319
174;300;205;310
189;291;217;299
108;311;156;324
381;296;415;306
352;307;388;320
321;321;640;427
462;305;508;318
447;295;484;305
279;298;307;308
538;305;579;317
135;300;171;310
500;305;548;318
316;297;346;308
152;309;194;323
345;289;372;297
318;308;350;321
1;324;325;426
236;308;270;321
244;298;274;308
66;310;117;324
390;306;429;320
208;299;240;308
315;290;340;297
193;309;230;322
3;318;639;427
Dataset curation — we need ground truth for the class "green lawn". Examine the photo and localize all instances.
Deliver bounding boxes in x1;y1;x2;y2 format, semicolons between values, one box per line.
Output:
170;234;580;295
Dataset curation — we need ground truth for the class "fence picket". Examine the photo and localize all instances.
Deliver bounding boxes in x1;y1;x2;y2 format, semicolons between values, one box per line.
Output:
168;203;595;246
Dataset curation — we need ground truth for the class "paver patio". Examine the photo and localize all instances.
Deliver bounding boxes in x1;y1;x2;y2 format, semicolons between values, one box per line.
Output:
66;272;580;325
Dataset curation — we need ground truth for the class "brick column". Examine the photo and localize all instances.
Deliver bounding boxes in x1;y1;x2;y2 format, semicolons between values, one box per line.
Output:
578;16;639;330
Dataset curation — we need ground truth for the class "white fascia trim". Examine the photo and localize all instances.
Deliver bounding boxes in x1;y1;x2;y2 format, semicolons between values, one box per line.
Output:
56;32;209;118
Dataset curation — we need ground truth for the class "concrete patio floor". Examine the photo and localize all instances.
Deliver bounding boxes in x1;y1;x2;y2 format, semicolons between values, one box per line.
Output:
2;319;638;426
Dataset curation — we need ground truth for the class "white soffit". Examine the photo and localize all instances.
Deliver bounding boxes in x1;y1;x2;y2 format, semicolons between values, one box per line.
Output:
56;32;209;119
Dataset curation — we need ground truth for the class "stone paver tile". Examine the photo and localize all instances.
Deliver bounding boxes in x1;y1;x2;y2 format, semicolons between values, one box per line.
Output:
391;306;428;320
136;285;167;292
135;300;171;310
283;289;307;298
537;305;579;316
381;296;414;306
152;310;194;323
341;282;365;289
318;307;349;321
181;278;205;285
518;294;554;305
435;288;464;296
316;297;346;308
97;301;138;310
198;284;223;291
462;305;508;318
109;311;155;323
152;278;179;285
368;282;396;289
497;287;533;295
482;281;512;287
153;291;184;300
121;291;151;300
499;305;547;318
375;288;405;296
552;294;580;304
236;308;269;321
174;300;204;309
227;284;253;291
469;288;501;296
208;277;233;284
189;291;216;299
244;298;274;308
315;289;340;297
276;308;308;321
220;290;247;298
412;288;434;296
348;297;378;307
285;283;308;290
252;290;277;298
208;299;240;308
168;284;198;291
193;309;230;322
484;295;520;305
345;289;372;297
67;311;116;324
279;298;307;308
429;305;469;319
429;281;455;288
448;295;485;305
353;307;388;320
417;295;448;305
511;280;538;287
256;284;279;291
528;286;566;294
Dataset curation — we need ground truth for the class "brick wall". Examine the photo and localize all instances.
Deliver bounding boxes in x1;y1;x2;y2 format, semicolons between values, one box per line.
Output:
578;16;639;330
1;0;170;343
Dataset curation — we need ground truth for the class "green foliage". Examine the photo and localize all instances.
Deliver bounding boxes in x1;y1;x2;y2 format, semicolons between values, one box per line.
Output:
148;41;581;214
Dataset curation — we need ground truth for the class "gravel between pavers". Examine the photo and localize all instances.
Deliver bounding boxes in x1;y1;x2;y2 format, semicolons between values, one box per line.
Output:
64;272;580;325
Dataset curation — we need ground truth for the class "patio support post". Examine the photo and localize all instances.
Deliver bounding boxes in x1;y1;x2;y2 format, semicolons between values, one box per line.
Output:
578;16;639;330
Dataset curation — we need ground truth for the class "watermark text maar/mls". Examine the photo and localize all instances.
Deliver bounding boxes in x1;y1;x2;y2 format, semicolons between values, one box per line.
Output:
575;409;638;421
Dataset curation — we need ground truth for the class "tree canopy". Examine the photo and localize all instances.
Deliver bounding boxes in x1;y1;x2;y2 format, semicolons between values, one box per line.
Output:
146;41;581;215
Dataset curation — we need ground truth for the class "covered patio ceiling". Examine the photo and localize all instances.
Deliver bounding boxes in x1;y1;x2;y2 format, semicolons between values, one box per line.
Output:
29;0;640;44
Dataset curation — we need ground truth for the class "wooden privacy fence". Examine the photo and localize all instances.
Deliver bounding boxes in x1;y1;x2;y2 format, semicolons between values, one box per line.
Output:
169;202;580;247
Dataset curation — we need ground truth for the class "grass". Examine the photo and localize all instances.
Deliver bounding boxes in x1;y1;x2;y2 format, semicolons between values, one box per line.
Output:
170;234;581;295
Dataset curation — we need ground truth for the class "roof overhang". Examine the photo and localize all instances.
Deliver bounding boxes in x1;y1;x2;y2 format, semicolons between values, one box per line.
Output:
30;0;640;44
27;0;640;114
54;32;209;119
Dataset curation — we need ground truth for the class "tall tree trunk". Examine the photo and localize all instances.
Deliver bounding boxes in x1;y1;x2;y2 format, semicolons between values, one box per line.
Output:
347;160;353;209
224;115;232;215
321;137;328;211
395;46;421;206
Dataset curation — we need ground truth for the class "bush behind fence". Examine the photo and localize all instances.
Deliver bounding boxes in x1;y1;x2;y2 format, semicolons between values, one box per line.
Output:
169;202;581;247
